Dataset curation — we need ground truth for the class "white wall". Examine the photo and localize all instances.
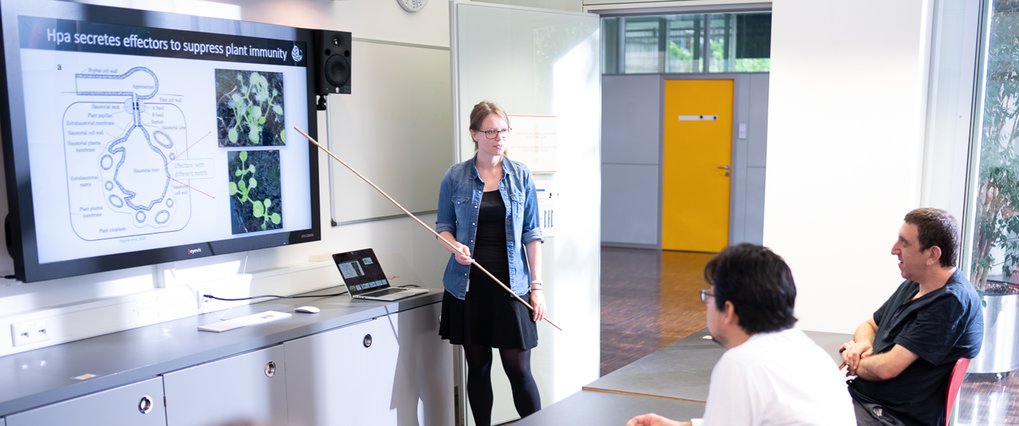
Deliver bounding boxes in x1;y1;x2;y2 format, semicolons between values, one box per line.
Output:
764;0;933;332
70;0;453;47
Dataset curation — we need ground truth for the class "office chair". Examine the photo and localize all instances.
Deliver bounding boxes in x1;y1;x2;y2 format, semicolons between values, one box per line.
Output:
945;357;970;426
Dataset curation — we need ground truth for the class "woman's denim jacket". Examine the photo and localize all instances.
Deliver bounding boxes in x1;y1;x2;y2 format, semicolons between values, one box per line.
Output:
435;156;543;299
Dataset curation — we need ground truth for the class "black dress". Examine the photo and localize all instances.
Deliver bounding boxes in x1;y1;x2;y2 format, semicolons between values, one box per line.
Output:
439;190;538;350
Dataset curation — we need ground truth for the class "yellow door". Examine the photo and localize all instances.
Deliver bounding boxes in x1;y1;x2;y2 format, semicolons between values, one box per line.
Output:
662;80;733;252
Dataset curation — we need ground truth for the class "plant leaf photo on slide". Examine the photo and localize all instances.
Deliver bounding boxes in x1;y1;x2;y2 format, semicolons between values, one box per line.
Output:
215;69;286;146
228;149;283;234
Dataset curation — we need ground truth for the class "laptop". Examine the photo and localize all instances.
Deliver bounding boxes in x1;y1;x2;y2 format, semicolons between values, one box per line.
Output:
332;248;428;301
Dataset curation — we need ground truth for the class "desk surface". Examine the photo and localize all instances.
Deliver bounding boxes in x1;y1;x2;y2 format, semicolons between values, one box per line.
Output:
583;328;851;401
515;390;704;425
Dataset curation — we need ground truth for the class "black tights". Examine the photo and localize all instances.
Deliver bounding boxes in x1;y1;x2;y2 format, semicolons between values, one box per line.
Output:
464;344;541;426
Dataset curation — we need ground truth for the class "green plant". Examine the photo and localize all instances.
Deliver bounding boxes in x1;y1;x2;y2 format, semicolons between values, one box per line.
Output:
222;71;284;145
228;150;281;231
667;40;693;61
970;2;1019;293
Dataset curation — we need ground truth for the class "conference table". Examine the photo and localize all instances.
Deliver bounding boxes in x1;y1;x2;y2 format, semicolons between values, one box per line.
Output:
517;328;851;425
513;390;705;425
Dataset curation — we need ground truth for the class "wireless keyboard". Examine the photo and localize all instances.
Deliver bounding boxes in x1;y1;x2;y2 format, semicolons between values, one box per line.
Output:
198;310;292;333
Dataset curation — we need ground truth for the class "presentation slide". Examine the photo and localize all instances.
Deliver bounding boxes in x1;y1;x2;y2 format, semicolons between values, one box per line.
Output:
15;15;313;264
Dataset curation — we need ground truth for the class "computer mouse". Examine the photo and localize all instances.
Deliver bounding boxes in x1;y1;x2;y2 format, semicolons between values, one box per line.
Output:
294;305;320;314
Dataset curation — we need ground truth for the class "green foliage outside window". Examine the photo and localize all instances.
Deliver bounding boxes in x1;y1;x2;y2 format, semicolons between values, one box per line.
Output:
668;40;693;61
971;2;1019;296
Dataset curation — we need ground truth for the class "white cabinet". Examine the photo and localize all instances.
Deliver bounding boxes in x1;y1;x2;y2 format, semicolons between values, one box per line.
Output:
285;302;452;425
6;377;165;426
163;345;287;426
2;299;450;426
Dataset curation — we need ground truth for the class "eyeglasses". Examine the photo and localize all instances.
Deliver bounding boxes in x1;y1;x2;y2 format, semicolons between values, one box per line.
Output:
477;128;511;140
699;288;715;304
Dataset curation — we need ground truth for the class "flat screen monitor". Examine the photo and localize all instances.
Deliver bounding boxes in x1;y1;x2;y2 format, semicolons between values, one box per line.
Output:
0;0;321;282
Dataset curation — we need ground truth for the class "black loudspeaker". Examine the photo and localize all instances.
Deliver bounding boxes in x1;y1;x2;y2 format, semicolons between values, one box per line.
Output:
313;30;352;95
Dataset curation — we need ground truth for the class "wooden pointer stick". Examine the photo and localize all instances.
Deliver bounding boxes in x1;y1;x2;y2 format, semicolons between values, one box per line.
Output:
294;127;563;332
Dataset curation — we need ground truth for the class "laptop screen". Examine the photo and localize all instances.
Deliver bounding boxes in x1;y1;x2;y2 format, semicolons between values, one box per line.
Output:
332;248;391;295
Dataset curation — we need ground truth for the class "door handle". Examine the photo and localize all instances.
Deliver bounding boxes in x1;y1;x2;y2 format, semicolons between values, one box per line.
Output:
717;165;731;170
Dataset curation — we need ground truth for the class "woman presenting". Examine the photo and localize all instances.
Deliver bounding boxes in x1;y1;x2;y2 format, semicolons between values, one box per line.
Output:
435;100;545;425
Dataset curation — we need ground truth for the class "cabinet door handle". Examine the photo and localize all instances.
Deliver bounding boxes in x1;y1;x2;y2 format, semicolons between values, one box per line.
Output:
363;334;373;348
264;360;277;377
138;395;154;414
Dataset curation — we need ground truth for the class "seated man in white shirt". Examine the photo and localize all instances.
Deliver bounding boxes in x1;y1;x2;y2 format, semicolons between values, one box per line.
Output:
627;243;856;426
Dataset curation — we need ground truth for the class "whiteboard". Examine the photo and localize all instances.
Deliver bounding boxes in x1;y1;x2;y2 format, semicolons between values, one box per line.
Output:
453;4;599;163
325;39;452;224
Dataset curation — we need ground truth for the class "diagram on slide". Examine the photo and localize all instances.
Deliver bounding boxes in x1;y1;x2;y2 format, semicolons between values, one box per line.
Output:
63;66;205;240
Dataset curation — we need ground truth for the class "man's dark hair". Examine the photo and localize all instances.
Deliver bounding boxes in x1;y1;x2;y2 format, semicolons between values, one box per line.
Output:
904;207;959;268
704;243;797;334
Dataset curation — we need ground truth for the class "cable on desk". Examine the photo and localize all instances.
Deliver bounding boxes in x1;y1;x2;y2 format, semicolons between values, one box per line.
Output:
202;291;348;302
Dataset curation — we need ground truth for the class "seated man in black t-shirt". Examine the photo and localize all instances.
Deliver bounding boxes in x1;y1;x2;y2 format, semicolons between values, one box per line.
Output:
840;208;983;426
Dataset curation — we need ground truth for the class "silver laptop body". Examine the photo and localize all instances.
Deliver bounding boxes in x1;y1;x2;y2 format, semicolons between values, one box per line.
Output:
332;248;427;301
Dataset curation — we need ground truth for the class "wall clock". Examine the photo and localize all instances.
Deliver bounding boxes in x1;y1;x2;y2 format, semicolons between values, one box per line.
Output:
398;0;427;13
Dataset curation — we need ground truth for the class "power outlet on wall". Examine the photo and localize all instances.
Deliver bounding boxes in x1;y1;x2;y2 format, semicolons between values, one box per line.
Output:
195;281;249;314
195;284;221;313
11;320;52;347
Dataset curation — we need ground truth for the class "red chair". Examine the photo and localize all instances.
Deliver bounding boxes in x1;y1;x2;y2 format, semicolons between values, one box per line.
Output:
945;357;970;426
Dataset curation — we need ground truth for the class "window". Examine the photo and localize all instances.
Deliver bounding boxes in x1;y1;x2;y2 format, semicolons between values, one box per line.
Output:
624;17;666;73
968;0;1019;293
601;11;771;75
665;14;703;73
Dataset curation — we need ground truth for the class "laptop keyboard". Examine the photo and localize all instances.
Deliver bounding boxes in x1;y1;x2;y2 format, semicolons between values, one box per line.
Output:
365;287;405;297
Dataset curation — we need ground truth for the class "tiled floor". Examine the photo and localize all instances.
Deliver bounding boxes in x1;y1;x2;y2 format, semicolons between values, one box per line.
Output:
599;246;1019;425
956;371;1019;425
600;247;711;376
